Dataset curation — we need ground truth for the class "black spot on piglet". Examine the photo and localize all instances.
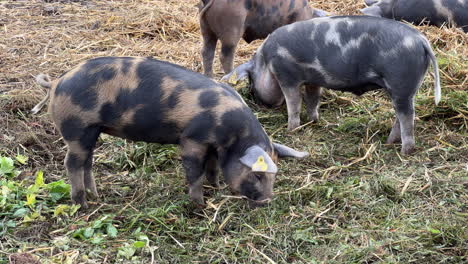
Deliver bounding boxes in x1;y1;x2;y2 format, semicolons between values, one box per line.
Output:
198;90;219;108
185;111;215;142
61;116;83;141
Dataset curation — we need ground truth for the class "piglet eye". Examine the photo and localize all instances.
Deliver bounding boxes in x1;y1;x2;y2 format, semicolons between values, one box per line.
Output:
254;173;262;181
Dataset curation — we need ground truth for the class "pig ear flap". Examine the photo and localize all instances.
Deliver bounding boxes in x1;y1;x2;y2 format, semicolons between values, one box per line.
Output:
313;8;330;17
221;60;253;84
273;143;309;159
364;0;380;6
360;6;383;17
240;146;278;173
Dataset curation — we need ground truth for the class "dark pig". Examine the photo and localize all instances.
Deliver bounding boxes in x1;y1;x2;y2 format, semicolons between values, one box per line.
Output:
199;0;328;77
223;16;441;155
31;57;308;209
361;0;468;32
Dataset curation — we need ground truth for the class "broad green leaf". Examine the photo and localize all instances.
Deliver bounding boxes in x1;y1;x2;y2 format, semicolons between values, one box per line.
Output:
90;235;104;245
24;212;43;222
92;220;103;229
54;204;71;217
133;241;146;248
26;193;36;206
27;184;39;194
106;224;118;238
13;208;29;218
6;220;16;227
72;229;86;240
83;227;95;238
47;180;71;201
34;170;45;187
0;157;15;176
15;155;28;165
69;204;80;216
117;245;136;259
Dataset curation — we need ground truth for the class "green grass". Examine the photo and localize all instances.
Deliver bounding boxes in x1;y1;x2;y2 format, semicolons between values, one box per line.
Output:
0;0;467;262
1;82;467;263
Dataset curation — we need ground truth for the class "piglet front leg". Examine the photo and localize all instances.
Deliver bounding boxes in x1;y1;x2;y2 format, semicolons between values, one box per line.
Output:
304;85;321;122
180;138;208;205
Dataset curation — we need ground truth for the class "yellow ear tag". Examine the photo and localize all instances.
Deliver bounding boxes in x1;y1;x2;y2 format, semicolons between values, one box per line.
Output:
229;70;238;86
252;156;268;172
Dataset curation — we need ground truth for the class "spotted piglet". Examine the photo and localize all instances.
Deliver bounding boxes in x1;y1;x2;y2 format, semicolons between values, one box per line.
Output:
199;0;328;77
361;0;468;32
32;57;308;209
223;16;441;155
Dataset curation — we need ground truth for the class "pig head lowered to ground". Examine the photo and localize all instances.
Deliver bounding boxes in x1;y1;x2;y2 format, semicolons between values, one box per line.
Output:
199;0;328;77
361;0;468;32
223;16;441;155
31;57;308;209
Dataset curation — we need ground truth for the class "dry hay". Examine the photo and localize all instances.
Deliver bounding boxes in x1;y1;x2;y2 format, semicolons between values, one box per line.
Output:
0;0;466;173
0;1;467;262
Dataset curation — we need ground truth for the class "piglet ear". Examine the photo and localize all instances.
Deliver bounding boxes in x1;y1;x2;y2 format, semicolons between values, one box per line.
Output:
273;143;309;159
313;8;330;17
221;60;253;84
240;146;278;173
364;0;379;6
360;6;383;17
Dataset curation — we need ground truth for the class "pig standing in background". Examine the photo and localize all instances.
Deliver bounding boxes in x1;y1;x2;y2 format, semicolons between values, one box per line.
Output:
361;0;468;32
31;57;308;209
199;0;328;77
223;16;441;155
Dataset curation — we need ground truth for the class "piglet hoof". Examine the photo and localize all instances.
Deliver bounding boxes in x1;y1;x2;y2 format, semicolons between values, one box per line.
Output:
72;191;88;210
386;137;401;144
309;113;319;123
191;197;205;208
189;189;205;207
401;144;416;155
287;121;300;131
86;189;99;199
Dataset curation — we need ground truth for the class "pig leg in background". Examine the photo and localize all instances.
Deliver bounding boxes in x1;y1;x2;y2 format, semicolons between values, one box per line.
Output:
204;150;219;188
304;85;321;122
180;138;208;205
219;21;243;74
387;118;402;144
392;97;416;155
281;85;303;130
201;20;218;78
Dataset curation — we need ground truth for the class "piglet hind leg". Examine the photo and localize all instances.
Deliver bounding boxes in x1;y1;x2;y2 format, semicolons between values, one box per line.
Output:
83;153;99;199
180;138;208;205
64;143;90;209
392;98;416;155
281;85;303;131
200;22;218;78
304;85;321;122
219;23;243;75
81;126;101;199
386;118;401;144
